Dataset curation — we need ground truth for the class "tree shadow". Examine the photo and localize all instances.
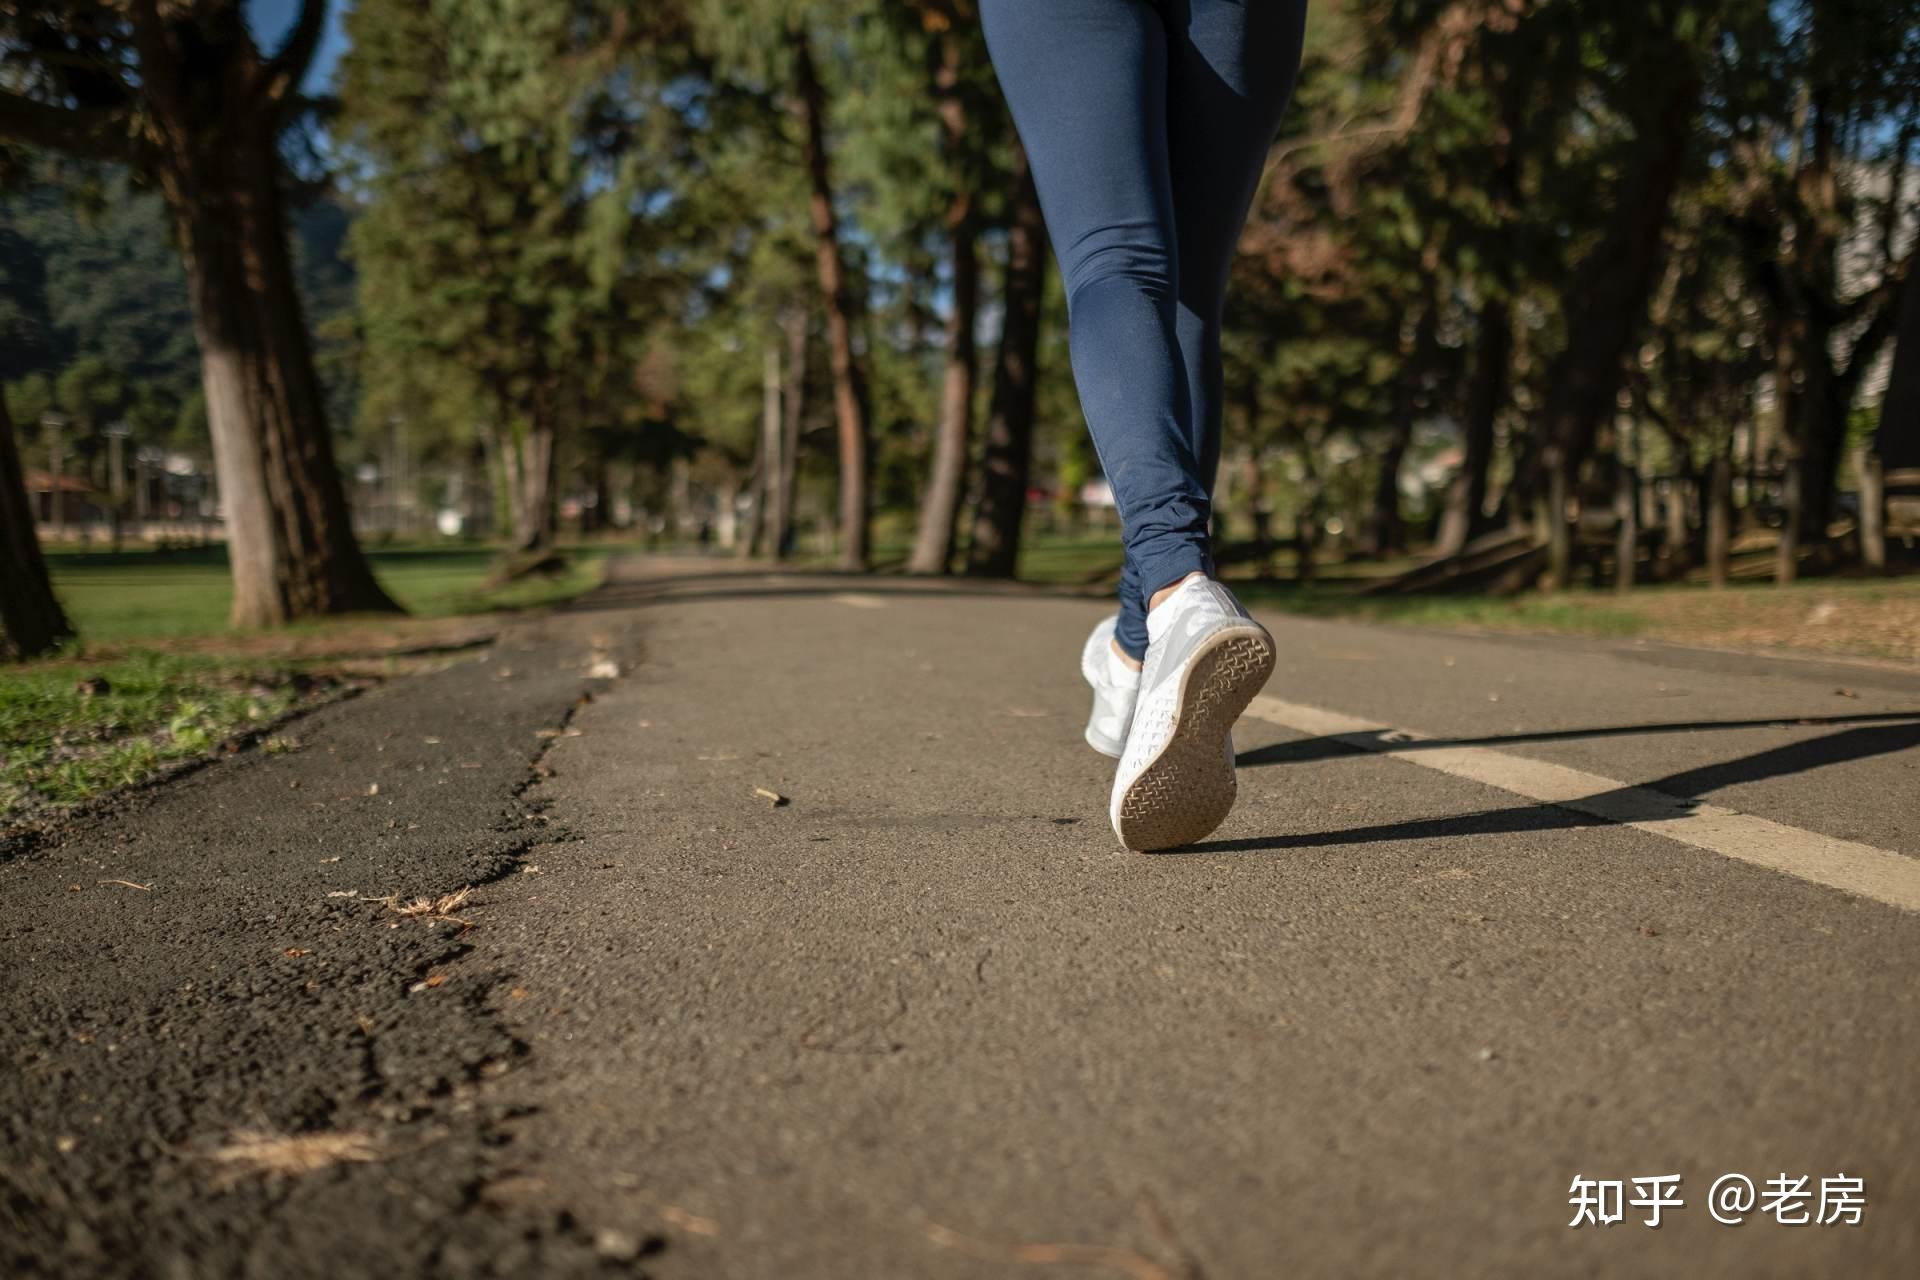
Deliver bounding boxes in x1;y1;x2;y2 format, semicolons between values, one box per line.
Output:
1233;711;1920;769
1184;719;1920;854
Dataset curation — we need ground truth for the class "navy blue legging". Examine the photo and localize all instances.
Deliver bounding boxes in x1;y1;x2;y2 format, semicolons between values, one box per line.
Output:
981;0;1307;658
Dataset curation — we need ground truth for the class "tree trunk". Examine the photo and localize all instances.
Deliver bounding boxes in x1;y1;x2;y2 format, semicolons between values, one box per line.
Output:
746;341;782;558
715;471;741;550
1876;265;1920;470
476;422;510;540
790;28;872;572
1613;459;1637;591
1707;451;1732;587
1367;422;1412;558
590;455;612;536
904;226;978;573
1295;443;1324;585
907;26;982;575
1544;455;1571;589
1367;288;1437;558
0;392;73;659
44;417;65;541
966;147;1047;579
1536;62;1700;586
1856;446;1885;573
1295;509;1318;585
1662;476;1692;579
668;456;694;541
159;101;395;626
774;306;808;560
500;423;556;554
1782;328;1850;550
1436;300;1508;557
1243;444;1274;573
1776;453;1802;583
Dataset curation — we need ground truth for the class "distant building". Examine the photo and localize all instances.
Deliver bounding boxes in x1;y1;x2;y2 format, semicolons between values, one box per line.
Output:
26;471;107;531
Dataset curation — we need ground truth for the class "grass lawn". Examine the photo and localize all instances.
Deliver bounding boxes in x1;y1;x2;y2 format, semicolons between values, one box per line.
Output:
992;529;1920;663
45;542;614;644
3;542;616;825
0;653;317;818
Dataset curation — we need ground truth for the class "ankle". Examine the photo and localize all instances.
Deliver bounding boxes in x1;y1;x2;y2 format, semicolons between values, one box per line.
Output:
1148;571;1207;614
1109;637;1143;674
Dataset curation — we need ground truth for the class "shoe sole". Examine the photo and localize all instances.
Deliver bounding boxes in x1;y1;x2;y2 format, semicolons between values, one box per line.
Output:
1113;626;1275;852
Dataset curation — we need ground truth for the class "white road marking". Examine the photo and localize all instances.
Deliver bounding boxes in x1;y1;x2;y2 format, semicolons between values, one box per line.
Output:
1243;695;1920;914
830;593;887;609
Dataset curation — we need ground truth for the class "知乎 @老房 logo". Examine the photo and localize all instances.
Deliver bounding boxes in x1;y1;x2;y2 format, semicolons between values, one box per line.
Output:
1568;1173;1865;1229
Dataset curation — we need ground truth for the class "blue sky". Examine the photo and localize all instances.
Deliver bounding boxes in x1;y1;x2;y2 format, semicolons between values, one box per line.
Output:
242;0;353;95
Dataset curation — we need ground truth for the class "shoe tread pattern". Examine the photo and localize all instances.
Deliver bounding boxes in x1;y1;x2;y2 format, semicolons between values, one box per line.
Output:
1115;627;1275;851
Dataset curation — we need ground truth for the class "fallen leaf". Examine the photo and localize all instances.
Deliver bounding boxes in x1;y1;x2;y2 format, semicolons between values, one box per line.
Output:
284;948;312;958
595;1229;644;1262
661;1205;720;1237
206;1130;380;1185
423;974;446;988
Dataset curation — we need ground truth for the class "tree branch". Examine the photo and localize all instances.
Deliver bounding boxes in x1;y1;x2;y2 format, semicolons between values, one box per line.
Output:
260;0;330;116
1840;250;1911;332
126;0;185;121
0;91;134;161
1840;252;1915;402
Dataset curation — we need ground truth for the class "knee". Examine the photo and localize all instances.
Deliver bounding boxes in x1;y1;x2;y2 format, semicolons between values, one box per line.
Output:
1061;226;1176;312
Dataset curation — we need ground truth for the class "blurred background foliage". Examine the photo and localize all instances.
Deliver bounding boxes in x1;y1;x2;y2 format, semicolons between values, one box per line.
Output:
1;0;1917;646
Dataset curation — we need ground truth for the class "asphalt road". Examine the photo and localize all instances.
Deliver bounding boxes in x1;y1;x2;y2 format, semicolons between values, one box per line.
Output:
5;555;1919;1278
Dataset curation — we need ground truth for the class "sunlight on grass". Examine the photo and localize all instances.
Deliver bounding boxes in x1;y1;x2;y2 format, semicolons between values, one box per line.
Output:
43;542;615;644
5;543;617;821
0;652;316;819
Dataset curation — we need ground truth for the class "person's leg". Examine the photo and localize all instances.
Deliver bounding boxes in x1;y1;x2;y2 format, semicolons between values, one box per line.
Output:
979;0;1206;662
1165;0;1310;495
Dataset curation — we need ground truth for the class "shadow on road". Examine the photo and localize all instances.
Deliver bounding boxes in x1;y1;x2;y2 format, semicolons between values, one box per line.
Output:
1189;718;1920;854
1233;710;1920;769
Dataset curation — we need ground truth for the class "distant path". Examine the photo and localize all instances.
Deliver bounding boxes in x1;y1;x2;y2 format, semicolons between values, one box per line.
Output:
6;554;1919;1277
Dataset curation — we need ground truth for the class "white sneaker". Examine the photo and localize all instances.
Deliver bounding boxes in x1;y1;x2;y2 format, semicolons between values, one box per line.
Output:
1109;577;1276;851
1080;614;1138;758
